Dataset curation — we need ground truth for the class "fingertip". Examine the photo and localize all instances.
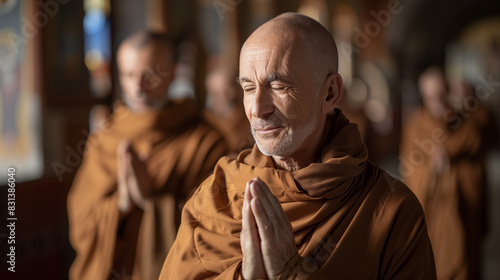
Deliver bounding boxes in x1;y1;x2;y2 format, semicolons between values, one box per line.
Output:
253;180;262;193
247;178;255;186
245;182;253;200
248;181;258;197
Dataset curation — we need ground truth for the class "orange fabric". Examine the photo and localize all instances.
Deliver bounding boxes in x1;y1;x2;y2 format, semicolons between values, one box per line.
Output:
400;107;492;279
67;99;227;280
160;109;436;279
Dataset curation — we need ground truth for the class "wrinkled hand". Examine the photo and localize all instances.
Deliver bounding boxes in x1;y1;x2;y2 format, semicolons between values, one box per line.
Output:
117;140;152;212
241;177;297;280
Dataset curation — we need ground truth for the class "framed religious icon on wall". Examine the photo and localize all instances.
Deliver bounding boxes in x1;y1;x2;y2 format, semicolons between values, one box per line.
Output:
0;0;44;182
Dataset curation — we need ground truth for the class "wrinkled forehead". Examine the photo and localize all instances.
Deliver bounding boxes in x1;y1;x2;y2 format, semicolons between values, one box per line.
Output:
239;34;309;78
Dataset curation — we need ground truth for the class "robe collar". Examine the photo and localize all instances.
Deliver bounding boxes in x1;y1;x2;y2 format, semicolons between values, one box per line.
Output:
231;108;368;200
111;98;199;139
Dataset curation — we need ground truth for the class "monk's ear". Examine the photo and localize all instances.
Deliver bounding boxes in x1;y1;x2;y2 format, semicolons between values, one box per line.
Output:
322;73;342;113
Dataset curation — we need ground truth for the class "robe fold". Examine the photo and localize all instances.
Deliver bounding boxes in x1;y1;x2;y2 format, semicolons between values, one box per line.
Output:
160;109;436;279
400;106;492;279
67;98;227;280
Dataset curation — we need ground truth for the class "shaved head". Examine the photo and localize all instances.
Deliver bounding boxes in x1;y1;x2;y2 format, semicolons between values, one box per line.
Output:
118;30;175;63
243;13;338;82
418;67;448;119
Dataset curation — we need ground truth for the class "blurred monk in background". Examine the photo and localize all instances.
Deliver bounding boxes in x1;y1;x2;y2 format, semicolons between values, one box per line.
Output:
204;65;253;154
67;30;227;280
447;79;497;280
401;67;495;279
160;13;436;279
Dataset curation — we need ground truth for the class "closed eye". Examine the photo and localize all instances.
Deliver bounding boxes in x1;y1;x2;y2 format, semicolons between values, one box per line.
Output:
271;86;287;91
270;82;289;92
242;87;256;94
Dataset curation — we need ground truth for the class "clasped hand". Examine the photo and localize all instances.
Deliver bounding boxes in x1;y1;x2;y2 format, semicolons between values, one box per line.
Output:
241;177;297;279
117;140;152;212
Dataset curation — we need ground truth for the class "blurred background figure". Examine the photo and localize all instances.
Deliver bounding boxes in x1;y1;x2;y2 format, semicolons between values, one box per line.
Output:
400;67;459;279
446;78;499;280
401;67;496;280
67;30;227;280
204;65;253;154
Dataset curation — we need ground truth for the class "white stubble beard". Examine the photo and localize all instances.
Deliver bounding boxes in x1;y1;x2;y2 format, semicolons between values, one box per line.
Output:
251;115;317;158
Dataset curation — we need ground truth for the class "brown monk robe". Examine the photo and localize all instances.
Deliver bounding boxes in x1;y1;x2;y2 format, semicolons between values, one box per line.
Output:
67;99;226;280
401;106;464;280
400;70;492;279
160;109;435;279
68;29;227;280
444;81;496;280
446;107;491;280
160;13;435;279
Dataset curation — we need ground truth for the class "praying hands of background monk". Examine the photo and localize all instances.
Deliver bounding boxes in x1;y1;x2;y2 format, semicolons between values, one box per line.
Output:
431;144;450;175
241;177;298;279
117;140;152;212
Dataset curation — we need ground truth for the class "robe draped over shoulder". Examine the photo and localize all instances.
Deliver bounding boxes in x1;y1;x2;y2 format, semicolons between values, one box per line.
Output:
401;106;492;279
160;109;436;279
67;99;227;280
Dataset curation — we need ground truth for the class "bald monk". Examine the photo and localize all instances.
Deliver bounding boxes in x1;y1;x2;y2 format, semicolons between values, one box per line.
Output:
400;68;459;280
446;80;493;280
67;31;227;280
160;13;436;279
400;69;491;279
401;67;451;208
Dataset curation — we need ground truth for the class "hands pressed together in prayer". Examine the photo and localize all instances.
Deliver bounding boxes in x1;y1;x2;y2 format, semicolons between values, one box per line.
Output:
117;140;153;212
432;144;450;175
241;177;298;280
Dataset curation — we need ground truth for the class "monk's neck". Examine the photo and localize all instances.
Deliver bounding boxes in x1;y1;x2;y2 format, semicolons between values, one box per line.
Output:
271;156;302;171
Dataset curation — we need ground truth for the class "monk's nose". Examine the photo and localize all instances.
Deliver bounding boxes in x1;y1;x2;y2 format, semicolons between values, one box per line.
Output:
251;87;274;118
